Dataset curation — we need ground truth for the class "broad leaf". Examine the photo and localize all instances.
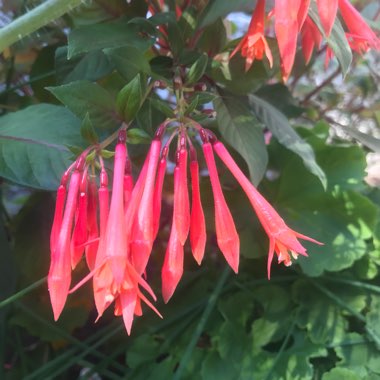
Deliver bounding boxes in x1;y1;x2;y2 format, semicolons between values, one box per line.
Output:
214;94;268;185
186;53;208;85
67;20;154;58
0;104;83;190
48;81;121;134
55;47;114;84
249;94;327;188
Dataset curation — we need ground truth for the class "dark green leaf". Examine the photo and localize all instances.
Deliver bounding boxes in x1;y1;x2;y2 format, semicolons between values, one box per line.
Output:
198;0;252;28
0;104;83;190
186;53;208;85
249;93;327;188
215;93;268;185
80;113;98;144
55;47;113;84
67;20;154;58
105;46;151;82
47;80;120;134
116;74;143;123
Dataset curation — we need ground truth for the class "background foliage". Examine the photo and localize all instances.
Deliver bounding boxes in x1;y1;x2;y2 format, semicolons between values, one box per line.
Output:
0;0;380;379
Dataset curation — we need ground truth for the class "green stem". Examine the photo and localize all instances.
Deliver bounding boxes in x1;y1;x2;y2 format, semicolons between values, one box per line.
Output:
0;277;46;310
173;267;230;380
0;0;84;52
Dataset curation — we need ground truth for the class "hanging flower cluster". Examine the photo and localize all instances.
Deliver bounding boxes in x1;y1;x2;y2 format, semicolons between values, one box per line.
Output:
232;0;380;81
48;119;321;333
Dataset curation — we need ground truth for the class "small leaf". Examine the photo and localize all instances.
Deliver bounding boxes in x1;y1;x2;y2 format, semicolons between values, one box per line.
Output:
249;94;327;188
215;92;268;185
342;126;380;152
186;53;208;85
149;98;175;118
47;81;120;134
322;368;361;380
116;74;143;123
80;113;98;144
127;128;151;144
0;104;83;190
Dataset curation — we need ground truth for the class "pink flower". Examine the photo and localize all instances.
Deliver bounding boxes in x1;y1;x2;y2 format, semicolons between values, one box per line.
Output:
212;141;322;279
317;0;338;37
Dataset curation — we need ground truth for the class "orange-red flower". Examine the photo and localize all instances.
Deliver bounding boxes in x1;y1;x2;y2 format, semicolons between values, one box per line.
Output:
212;140;322;278
230;0;273;71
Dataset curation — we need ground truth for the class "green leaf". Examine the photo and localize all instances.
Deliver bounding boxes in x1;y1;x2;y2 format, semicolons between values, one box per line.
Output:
212;53;269;95
214;93;268;185
67;20;154;58
342;126;380;152
249;94;327;189
309;4;352;76
322;368;361;380
201;350;238;380
104;46;151;82
127;128;151;144
116;74;143;123
47;80;120;134
186;53;208;85
335;333;380;377
55;47;113;84
0;104;83;190
80;113;98;144
293;279;366;345
198;0;252;28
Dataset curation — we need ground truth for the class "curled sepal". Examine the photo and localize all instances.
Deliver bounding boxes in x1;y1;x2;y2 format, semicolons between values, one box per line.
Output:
161;224;184;303
202;142;240;273
189;160;206;265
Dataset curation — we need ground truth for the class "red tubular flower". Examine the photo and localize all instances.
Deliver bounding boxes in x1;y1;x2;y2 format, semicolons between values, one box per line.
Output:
50;183;66;254
317;0;338;37
130;139;162;274
103;133;128;287
213;141;322;279
161;221;184;303
338;0;380;53
189;147;206;265
124;158;133;209
153;147;168;239
230;0;273;70
275;0;301;81
202;142;239;273
48;157;84;321
297;0;310;31
173;141;190;246
71;169;88;269
85;177;99;271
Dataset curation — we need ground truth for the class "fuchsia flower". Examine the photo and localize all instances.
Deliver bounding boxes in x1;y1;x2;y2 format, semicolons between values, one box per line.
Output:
49;121;321;330
212;140;322;278
230;0;273;71
232;0;379;80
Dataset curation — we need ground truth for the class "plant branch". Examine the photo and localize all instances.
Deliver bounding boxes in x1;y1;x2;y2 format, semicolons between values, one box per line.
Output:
0;0;84;53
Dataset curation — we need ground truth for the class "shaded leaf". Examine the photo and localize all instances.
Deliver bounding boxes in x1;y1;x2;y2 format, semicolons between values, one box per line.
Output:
48;81;120;134
214;93;268;185
249;94;327;188
0;104;83;190
116;74;143;123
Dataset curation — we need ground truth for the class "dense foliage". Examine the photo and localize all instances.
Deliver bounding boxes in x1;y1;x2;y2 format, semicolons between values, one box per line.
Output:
0;0;380;379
